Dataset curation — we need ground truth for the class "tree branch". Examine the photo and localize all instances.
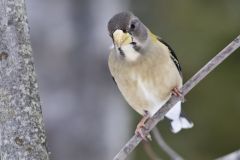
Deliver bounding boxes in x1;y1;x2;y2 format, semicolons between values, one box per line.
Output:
152;128;183;160
113;35;240;160
143;141;162;160
216;149;240;160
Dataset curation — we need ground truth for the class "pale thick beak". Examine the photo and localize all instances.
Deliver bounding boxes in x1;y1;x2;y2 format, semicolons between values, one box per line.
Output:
113;29;132;47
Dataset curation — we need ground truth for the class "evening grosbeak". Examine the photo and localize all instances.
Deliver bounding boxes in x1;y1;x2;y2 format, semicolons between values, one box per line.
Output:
107;12;193;138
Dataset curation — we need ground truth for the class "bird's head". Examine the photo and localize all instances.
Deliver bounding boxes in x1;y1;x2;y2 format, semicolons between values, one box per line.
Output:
108;12;149;52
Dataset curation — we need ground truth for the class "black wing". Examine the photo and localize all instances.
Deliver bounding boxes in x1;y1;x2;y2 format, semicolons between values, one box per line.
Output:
157;38;182;77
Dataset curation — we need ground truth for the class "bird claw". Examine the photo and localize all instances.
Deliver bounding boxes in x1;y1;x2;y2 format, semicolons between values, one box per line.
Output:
135;127;148;141
135;111;152;141
135;126;152;141
172;87;185;103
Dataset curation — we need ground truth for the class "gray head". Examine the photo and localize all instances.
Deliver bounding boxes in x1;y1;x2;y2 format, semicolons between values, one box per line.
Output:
108;12;148;45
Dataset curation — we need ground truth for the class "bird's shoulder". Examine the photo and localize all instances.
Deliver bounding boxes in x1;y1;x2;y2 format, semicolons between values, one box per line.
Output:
156;37;182;77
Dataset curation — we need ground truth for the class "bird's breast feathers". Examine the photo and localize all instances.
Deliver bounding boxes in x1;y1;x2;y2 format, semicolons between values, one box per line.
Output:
108;40;182;116
136;78;169;116
112;71;173;116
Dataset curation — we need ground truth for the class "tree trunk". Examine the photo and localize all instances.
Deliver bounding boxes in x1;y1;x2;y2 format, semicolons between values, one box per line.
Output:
0;0;49;159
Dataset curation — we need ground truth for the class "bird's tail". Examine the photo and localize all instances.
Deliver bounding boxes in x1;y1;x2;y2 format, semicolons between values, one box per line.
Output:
170;113;194;133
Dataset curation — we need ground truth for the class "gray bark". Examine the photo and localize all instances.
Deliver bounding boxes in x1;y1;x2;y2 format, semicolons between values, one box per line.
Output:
0;0;49;159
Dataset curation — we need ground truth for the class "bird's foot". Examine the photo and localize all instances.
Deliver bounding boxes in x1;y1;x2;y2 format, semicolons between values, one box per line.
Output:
135;111;152;141
172;87;185;102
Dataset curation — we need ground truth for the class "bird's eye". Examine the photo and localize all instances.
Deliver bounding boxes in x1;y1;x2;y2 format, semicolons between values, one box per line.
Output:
122;29;127;33
130;24;135;30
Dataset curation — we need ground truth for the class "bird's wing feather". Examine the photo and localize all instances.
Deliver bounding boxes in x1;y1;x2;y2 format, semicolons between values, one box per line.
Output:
157;37;182;77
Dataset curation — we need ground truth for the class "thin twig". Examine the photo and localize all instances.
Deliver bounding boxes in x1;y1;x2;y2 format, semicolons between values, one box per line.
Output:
152;128;183;160
143;141;162;160
113;35;240;160
216;149;240;160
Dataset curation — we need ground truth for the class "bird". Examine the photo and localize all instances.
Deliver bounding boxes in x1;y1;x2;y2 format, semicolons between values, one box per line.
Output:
107;12;193;139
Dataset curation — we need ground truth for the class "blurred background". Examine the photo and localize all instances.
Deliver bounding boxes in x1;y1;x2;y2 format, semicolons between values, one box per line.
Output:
26;0;240;160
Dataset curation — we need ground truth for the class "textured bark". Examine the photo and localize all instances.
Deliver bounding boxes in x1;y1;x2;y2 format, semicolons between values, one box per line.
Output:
0;0;49;159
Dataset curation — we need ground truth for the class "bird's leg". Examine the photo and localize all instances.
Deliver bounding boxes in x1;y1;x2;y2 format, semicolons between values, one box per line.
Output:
172;87;185;102
135;110;151;141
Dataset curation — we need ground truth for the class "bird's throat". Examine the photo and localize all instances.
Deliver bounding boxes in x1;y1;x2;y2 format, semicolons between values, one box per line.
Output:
117;44;140;62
